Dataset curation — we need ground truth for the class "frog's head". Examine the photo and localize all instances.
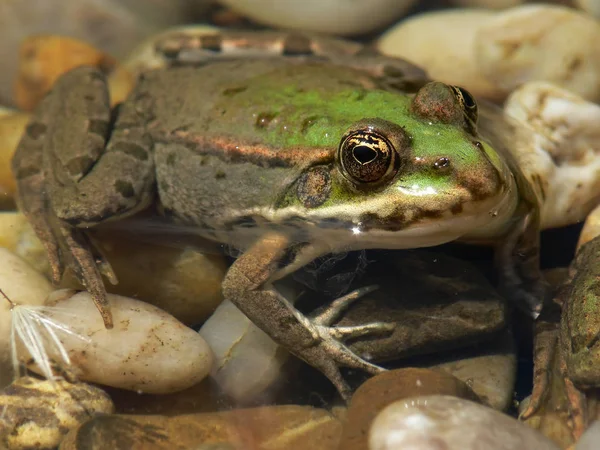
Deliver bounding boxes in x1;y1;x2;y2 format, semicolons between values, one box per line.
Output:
278;82;518;249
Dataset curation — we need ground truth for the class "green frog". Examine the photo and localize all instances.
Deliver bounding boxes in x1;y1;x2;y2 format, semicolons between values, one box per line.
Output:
11;30;547;400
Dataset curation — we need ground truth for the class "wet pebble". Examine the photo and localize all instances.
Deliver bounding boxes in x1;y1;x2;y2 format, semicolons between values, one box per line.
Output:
377;9;502;100
504;81;600;229
0;248;53;388
58;405;341;450
577;203;600;251
338;368;479;450
0;376;114;450
476;4;600;101
218;0;418;35
369;395;561;450
19;289;213;394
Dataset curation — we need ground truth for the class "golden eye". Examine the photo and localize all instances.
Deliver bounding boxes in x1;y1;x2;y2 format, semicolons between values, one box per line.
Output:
450;85;478;125
339;130;397;183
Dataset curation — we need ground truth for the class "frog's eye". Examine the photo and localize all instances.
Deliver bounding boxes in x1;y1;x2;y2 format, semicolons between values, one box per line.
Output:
450;85;478;125
411;82;478;131
339;130;397;184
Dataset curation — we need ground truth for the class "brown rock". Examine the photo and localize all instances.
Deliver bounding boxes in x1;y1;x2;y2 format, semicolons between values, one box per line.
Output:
14;35;132;111
59;405;342;450
0;110;29;204
0;376;114;450
338;368;479;450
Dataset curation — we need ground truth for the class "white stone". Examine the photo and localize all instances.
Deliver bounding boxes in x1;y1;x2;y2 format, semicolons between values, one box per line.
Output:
576;420;600;450
0;248;53;388
475;5;600;101
20;289;214;394
377;9;503;100
218;0;418;35
504;81;600;229
369;395;561;450
199;299;290;403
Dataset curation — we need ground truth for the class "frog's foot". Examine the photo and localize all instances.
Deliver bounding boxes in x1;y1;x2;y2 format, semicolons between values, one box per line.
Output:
563;375;588;441
297;321;388;402
59;224;116;329
299;286;395;401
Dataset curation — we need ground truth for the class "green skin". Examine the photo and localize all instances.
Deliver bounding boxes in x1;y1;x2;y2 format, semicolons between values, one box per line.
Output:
11;37;545;400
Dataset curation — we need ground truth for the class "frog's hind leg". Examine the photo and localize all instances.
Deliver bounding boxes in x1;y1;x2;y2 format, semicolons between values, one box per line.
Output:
223;233;394;401
12;66;156;328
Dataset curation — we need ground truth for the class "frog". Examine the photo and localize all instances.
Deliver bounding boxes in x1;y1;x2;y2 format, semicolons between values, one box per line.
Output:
11;30;548;401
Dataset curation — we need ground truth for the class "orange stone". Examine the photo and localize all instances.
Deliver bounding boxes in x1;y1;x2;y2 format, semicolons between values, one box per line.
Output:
15;35;133;111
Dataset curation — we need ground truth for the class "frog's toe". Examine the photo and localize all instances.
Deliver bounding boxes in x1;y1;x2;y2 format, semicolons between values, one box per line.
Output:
323;322;395;341
311;285;379;326
60;225;114;329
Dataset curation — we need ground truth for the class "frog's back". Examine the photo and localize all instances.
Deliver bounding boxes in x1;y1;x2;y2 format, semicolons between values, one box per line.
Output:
140;60;413;237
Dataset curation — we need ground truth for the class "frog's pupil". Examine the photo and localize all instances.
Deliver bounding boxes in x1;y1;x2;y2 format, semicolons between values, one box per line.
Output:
353;145;377;164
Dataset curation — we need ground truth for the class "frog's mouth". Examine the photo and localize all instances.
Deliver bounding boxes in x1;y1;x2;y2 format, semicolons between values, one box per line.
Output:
272;177;519;252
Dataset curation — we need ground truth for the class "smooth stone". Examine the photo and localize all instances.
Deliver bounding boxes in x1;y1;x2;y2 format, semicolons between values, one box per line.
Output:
0;376;114;450
14;35;131;111
342;250;507;362
576;420;600;450
20;289;213;394
369;395;561;450
338;368;479;450
0;110;29;203
377;9;503;101
428;328;517;411
0;248;54;388
218;0;418;35
0;0;212;106
58;405;342;450
198;281;302;403
0;212;227;326
476;5;600;102
578;203;600;251
504;81;600;230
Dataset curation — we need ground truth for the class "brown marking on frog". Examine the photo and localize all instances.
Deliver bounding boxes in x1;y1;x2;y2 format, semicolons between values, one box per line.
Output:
296;166;332;208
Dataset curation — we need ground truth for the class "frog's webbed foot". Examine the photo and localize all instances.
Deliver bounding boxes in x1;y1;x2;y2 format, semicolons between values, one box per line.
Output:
311;285;395;340
303;285;395;399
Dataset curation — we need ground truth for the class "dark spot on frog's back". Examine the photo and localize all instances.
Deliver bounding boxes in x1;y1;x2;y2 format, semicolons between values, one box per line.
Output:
66;155;94;177
450;202;464;215
166;153;176;166
301;115;320;134
114;180;136;198
26;122;47;139
255;112;278;129
112;141;149;161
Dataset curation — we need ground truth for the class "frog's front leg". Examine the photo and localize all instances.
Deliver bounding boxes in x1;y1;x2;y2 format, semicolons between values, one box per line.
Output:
222;233;394;401
11;66;156;328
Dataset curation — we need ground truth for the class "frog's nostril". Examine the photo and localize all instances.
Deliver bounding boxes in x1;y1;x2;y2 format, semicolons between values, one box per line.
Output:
353;145;377;165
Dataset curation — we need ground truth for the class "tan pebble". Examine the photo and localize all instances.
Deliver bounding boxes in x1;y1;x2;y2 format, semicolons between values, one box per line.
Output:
338;368;479;450
218;0;418;35
377;9;504;101
14;35;132;111
577;203;600;251
0;248;53;387
476;5;600;101
504;81;600;229
23;290;214;394
61;228;226;325
59;405;341;450
0;376;113;450
0;111;29;201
